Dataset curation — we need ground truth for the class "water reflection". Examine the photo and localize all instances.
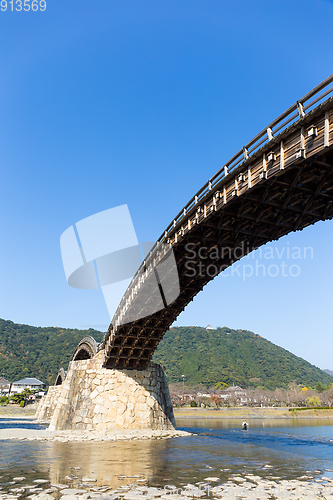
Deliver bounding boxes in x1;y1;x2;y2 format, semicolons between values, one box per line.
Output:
47;439;174;487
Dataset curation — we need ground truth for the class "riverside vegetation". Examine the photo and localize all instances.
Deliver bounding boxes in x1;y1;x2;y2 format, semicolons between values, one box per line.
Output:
169;382;333;410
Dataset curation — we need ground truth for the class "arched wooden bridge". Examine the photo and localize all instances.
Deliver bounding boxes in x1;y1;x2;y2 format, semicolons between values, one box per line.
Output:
102;74;333;370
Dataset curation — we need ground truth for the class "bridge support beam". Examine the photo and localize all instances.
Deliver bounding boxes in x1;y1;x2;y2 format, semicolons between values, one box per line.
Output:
36;352;175;431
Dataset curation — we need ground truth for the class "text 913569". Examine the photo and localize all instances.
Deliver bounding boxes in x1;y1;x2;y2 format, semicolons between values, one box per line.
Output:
1;0;46;11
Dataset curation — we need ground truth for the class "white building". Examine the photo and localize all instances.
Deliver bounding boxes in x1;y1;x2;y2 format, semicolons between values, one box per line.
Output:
11;378;45;394
0;377;10;395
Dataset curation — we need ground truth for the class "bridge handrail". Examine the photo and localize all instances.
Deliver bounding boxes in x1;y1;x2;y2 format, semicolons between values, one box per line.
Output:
110;74;333;328
148;75;332;257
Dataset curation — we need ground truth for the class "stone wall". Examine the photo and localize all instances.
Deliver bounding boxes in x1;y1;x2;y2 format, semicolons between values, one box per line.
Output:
35;386;62;422
36;352;175;431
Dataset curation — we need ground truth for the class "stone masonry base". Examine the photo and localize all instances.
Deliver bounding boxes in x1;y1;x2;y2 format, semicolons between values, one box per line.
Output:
35;352;175;431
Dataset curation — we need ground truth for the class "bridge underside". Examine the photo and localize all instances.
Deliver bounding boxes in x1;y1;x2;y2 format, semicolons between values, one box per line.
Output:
103;144;333;370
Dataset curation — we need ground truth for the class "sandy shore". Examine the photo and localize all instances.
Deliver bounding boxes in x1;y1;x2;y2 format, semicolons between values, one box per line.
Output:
0;426;191;442
0;406;191;441
0;419;191;442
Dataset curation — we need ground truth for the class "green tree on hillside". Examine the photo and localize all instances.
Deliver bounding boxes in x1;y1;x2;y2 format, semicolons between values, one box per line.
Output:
153;326;333;389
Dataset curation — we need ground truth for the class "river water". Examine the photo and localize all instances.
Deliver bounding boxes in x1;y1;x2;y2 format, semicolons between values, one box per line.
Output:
0;417;333;489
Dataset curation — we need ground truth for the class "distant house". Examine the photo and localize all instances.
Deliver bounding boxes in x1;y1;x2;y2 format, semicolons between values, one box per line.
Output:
219;385;249;404
0;377;10;394
205;325;214;330
11;378;45;394
225;385;243;392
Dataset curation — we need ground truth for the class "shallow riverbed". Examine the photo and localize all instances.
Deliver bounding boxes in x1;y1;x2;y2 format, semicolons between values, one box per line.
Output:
0;416;333;498
1;417;333;483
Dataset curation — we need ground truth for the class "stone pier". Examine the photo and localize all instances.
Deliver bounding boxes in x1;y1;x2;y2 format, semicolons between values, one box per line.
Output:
36;350;175;431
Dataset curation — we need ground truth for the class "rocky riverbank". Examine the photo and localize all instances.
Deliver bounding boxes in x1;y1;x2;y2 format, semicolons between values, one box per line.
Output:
1;471;333;500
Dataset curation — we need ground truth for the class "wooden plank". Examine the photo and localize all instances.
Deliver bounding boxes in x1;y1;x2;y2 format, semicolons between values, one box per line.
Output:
250;157;264;179
225;180;234;202
284;131;302;157
268;162;281;178
266;148;280;174
280;141;284;170
284;144;302;168
305;117;326;155
238;173;248;196
325;111;330;147
306;139;325;157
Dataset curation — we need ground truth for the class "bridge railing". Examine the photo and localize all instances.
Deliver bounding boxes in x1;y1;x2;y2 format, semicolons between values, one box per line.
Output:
110;74;333;329
146;75;333;258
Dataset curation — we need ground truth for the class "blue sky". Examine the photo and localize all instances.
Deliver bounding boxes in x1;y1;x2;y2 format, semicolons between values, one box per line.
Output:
1;0;333;370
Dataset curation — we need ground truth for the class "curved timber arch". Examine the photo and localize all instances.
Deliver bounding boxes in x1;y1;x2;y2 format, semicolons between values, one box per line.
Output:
54;367;66;386
103;74;333;371
72;336;99;361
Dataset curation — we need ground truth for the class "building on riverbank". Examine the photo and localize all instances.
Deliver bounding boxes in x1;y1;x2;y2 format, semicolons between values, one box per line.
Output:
0;377;10;395
11;378;45;394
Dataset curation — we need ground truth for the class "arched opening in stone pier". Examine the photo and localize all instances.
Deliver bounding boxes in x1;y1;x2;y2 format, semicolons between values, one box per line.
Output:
71;336;99;362
73;348;92;361
54;367;66;386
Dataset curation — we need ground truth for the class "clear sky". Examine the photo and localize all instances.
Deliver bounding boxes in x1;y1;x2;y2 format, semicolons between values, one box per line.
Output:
1;0;333;370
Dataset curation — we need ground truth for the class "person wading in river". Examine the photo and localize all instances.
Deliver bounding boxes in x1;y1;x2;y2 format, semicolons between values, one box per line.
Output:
242;419;248;430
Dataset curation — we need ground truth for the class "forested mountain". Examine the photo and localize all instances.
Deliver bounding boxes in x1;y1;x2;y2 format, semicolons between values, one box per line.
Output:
0;319;103;385
1;319;332;390
152;326;333;390
324;369;333;376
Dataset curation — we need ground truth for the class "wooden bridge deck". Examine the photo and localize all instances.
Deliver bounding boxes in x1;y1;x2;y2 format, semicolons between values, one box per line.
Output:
102;75;333;370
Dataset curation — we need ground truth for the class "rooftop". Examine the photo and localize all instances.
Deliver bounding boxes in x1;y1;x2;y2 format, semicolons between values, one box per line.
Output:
13;378;44;386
